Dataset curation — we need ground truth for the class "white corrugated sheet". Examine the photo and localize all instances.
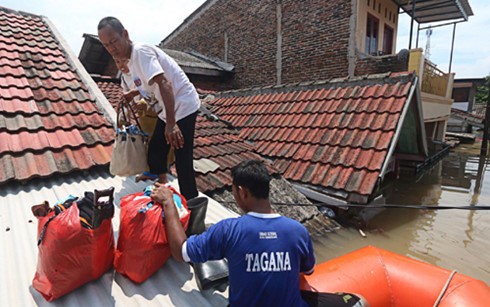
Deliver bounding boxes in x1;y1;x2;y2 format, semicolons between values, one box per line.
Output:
0;169;237;306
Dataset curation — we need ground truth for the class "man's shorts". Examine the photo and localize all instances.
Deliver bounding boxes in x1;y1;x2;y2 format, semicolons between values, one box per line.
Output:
301;290;365;307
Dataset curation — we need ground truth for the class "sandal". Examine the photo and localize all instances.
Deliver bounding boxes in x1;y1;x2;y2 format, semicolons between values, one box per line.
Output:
135;171;158;182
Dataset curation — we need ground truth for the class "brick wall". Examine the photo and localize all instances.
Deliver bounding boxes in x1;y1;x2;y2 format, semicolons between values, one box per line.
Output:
281;1;352;84
162;0;352;89
355;53;409;76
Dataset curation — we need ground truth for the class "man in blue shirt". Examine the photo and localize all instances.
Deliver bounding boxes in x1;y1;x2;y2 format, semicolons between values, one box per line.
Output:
151;160;366;306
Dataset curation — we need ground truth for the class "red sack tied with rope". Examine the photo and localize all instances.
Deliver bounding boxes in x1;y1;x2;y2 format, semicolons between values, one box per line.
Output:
32;188;115;301
114;185;190;283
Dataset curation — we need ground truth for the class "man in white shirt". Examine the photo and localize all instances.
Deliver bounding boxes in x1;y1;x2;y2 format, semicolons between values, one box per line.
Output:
98;17;200;200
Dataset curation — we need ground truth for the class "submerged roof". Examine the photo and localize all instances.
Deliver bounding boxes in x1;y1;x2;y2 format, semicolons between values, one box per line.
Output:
0;7;114;185
206;72;424;203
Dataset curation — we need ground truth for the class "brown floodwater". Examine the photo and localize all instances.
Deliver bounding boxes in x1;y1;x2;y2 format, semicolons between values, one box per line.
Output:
312;143;490;284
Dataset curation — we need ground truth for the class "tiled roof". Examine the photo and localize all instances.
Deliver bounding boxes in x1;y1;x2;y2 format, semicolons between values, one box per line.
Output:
0;7;114;185
450;107;485;127
96;79;270;193
206;72;417;203
471;106;486;120
194;112;263;192
96;77;123;110
95;80;342;232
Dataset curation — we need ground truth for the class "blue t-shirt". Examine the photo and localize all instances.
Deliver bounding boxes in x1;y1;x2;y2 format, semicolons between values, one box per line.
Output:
185;212;315;307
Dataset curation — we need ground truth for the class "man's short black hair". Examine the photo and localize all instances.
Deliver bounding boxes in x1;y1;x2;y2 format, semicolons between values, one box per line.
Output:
231;160;270;199
97;16;125;35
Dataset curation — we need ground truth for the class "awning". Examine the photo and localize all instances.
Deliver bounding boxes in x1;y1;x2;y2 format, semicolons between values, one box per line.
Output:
394;0;474;23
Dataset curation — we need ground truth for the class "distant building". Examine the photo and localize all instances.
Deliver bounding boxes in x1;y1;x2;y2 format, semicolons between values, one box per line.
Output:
448;78;486;133
452;78;486;112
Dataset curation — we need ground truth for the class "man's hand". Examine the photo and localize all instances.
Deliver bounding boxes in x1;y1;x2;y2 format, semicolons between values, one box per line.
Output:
150;182;187;262
150;73;182;149
123;89;139;103
165;123;184;149
150;182;174;205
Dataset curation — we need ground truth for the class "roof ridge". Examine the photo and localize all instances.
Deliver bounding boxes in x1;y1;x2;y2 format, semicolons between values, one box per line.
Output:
214;72;415;98
0;6;44;20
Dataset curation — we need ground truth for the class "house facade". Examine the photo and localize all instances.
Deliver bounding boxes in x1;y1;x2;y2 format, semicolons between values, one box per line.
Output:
161;0;472;147
161;0;407;88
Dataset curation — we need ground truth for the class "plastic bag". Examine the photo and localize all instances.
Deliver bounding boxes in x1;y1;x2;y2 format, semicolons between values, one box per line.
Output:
114;186;190;283
32;190;115;301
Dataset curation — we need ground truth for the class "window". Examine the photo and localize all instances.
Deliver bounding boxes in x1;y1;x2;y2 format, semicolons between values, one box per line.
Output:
383;25;394;54
365;14;379;55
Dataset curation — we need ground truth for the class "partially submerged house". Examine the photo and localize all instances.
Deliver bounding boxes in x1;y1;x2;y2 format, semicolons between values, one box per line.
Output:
448;78;486;133
205;72;428;205
161;0;473;150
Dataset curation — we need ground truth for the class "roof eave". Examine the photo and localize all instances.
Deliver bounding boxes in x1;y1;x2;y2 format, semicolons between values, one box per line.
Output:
395;0;473;24
379;76;427;180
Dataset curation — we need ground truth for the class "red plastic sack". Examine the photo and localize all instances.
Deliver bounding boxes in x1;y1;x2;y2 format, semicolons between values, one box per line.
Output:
114;188;190;283
32;203;115;301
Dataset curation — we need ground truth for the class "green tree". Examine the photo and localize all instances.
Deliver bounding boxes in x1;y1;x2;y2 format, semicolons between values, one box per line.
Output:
475;75;490;105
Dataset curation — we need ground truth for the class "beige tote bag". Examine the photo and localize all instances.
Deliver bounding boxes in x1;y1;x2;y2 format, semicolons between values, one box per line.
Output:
109;99;148;177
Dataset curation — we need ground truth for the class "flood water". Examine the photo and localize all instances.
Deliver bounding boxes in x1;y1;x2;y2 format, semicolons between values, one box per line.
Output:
312;143;490;284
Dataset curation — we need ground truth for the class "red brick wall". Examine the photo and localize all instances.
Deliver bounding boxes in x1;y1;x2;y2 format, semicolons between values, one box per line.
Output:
162;0;352;88
355;53;409;76
281;1;351;84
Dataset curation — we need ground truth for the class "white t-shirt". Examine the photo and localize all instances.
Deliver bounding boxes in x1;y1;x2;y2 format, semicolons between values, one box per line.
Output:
120;73;133;92
127;43;201;122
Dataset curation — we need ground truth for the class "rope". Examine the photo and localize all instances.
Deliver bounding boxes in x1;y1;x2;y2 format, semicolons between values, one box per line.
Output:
220;201;490;211
433;270;457;307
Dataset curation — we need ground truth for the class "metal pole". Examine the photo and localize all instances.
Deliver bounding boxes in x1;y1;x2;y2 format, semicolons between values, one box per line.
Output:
416;23;420;48
409;0;416;49
448;22;457;73
481;79;490;156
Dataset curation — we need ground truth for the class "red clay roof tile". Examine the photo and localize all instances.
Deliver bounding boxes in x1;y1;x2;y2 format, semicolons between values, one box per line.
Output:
207;72;416;202
96;77;277;194
0;7;114;185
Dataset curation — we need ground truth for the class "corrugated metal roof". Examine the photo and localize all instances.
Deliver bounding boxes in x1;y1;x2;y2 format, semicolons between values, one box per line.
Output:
0;7;114;186
394;0;473;23
206;72;419;203
0;169;234;306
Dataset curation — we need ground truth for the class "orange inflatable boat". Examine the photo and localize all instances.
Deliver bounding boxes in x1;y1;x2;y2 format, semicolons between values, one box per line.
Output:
300;246;490;306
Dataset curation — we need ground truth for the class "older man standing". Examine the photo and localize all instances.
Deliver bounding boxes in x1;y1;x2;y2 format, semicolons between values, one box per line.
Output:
98;17;200;200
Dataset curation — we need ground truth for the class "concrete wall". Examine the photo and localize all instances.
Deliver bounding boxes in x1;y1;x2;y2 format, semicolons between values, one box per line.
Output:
356;0;399;55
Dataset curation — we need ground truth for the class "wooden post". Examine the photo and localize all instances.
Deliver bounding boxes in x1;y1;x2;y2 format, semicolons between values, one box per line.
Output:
481;79;490;156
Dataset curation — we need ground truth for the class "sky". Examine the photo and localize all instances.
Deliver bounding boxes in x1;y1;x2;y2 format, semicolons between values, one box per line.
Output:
2;0;489;79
